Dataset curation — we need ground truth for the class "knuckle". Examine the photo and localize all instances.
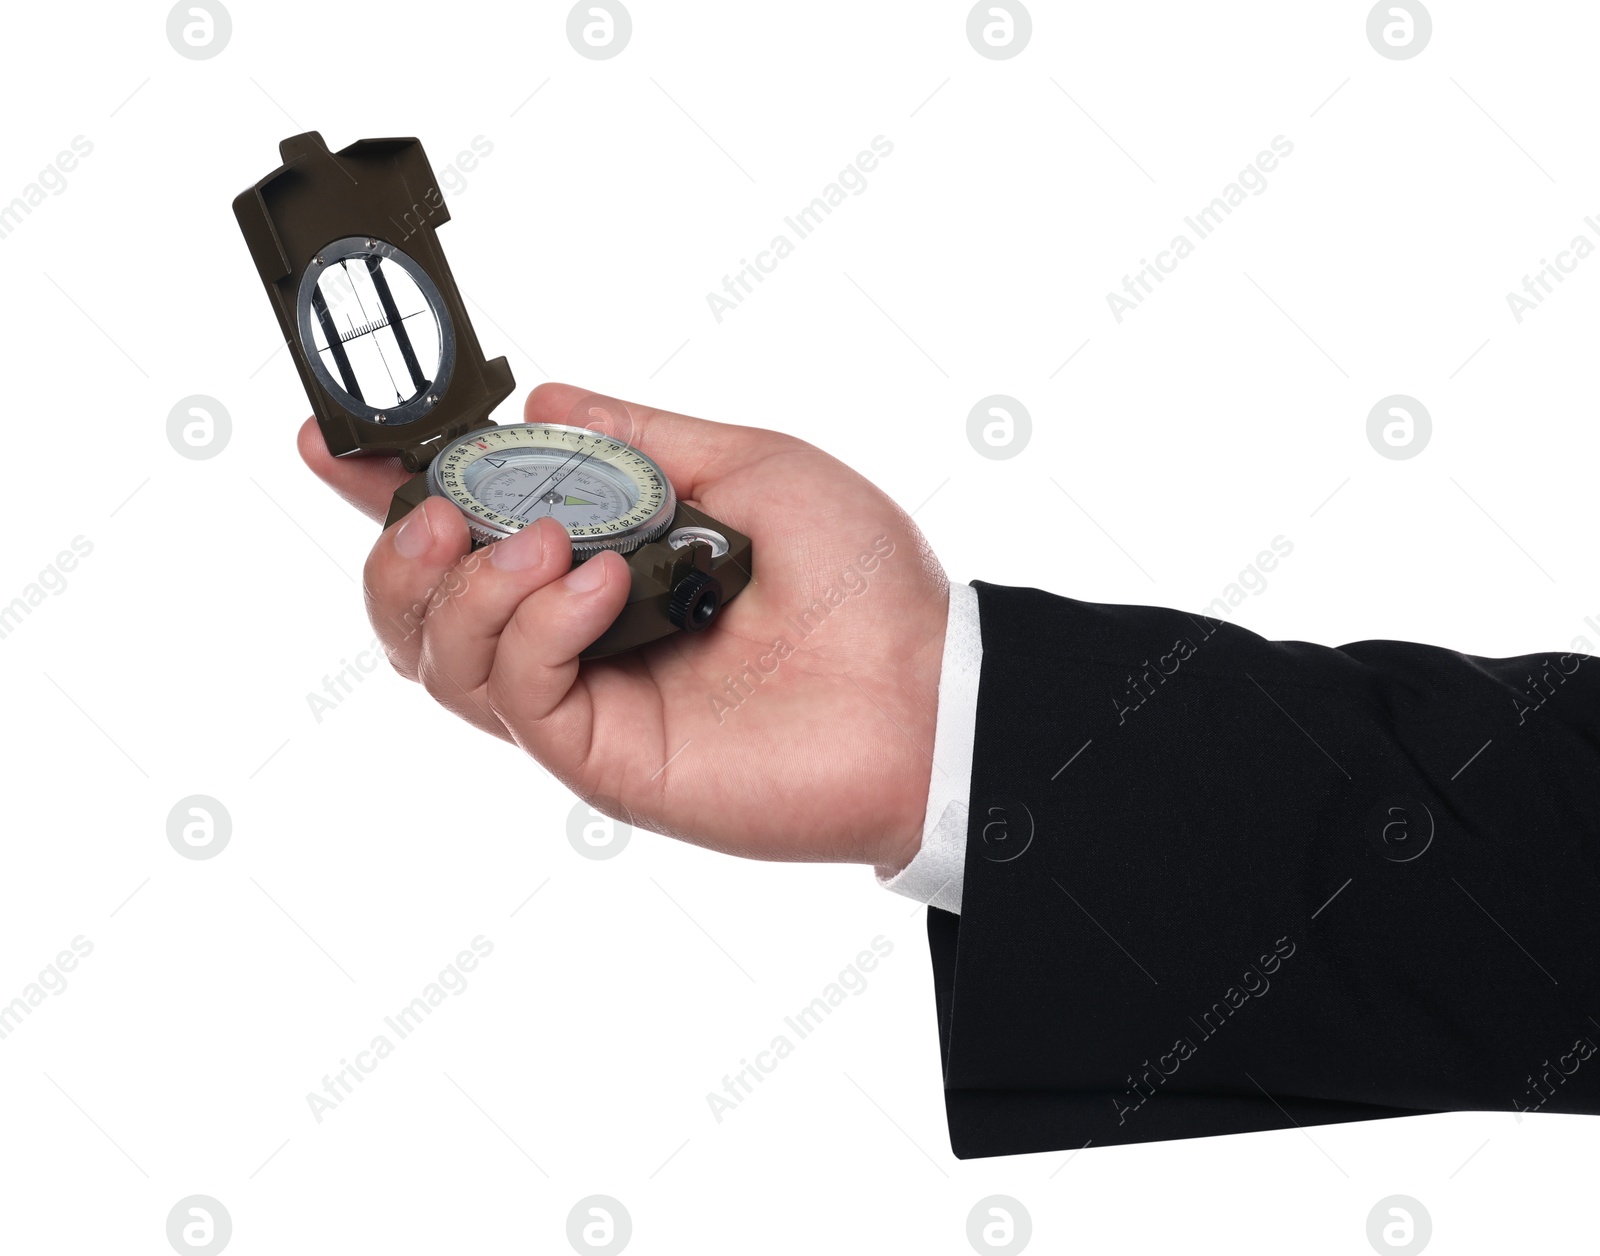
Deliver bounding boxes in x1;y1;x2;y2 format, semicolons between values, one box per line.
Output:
482;662;524;724
368;600;428;683
484;656;554;734
415;645;451;702
384;646;420;684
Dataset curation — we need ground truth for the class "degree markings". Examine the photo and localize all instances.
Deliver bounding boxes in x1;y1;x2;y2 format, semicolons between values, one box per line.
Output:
439;425;668;537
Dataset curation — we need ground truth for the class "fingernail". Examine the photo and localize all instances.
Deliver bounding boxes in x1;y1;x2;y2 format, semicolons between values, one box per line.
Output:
394;506;433;559
491;520;546;571
564;555;609;593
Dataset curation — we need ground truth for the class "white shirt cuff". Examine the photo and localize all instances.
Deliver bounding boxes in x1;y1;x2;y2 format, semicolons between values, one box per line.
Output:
876;581;981;914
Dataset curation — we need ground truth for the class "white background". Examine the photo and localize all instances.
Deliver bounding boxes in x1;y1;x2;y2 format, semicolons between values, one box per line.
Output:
1;1;1595;1253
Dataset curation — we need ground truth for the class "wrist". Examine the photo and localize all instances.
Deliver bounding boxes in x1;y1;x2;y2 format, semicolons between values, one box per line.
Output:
875;828;923;880
870;579;949;874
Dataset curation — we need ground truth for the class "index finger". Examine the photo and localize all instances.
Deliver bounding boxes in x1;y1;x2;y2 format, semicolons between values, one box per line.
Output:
299;383;785;525
522;382;785;502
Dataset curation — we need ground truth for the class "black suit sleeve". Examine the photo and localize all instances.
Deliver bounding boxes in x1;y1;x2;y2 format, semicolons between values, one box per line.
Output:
929;581;1600;1158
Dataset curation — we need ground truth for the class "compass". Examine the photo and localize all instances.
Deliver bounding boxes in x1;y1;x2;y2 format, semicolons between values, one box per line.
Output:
234;131;751;657
427;424;675;553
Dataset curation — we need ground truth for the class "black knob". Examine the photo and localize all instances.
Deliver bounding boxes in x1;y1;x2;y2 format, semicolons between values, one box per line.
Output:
668;570;723;633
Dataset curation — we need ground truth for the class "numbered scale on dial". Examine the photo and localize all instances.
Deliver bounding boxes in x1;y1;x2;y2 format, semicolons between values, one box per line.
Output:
428;424;676;552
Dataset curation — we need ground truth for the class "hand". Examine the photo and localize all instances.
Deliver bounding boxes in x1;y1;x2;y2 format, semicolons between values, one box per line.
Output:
298;383;949;872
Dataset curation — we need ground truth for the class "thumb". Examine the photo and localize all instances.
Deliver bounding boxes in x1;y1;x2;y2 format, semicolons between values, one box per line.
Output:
483;548;632;755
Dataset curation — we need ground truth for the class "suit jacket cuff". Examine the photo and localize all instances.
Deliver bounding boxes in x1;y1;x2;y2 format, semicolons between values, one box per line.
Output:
877;580;981;914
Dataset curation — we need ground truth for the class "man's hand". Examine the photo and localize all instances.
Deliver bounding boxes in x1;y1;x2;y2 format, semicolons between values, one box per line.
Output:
298;383;949;873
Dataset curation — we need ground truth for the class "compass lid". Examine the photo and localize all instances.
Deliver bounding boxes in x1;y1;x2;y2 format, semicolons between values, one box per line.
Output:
233;132;513;471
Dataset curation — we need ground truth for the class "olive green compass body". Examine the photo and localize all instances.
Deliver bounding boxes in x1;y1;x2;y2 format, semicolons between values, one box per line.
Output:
234;132;751;658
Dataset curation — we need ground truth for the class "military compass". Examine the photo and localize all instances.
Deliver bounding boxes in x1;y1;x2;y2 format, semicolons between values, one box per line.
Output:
234;132;750;657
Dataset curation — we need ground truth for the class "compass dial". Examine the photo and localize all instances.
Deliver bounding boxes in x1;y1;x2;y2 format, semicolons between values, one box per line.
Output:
427;424;676;553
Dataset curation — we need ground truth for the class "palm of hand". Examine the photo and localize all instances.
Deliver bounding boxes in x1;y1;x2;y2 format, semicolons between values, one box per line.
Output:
576;438;948;870
301;384;948;871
